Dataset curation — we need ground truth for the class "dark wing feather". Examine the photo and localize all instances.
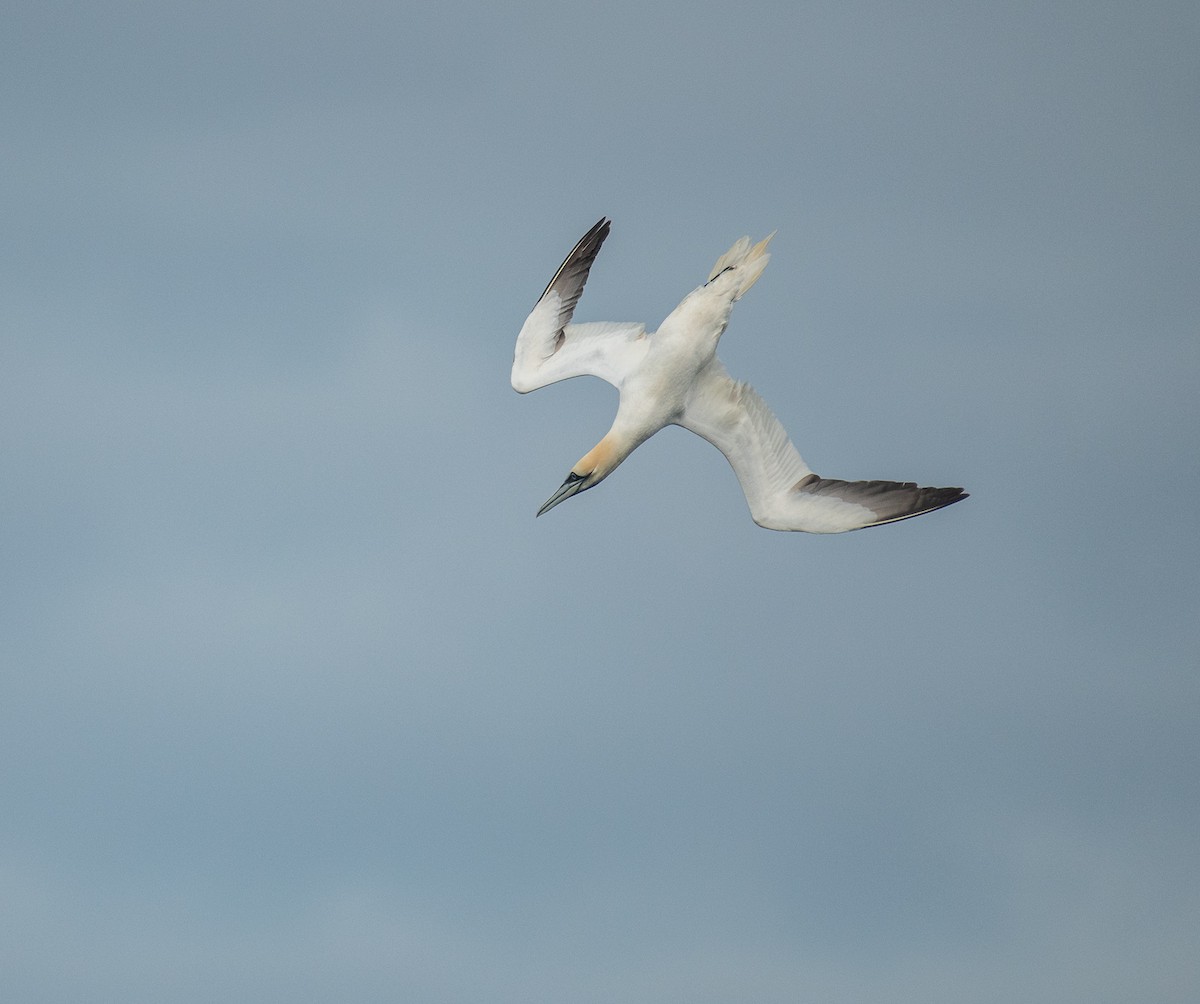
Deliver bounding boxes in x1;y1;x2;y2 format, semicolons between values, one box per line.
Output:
793;475;968;528
537;217;611;342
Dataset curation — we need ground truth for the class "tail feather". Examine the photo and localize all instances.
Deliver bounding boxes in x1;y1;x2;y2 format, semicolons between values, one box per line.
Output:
707;232;775;301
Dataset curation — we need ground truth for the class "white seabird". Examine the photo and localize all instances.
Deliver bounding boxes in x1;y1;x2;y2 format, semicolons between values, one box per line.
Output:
512;218;967;532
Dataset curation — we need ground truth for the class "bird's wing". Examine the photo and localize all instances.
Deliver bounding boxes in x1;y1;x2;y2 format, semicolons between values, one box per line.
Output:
512;218;648;392
679;361;967;533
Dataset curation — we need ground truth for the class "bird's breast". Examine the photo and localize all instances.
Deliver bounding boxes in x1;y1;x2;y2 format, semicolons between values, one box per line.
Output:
616;345;709;432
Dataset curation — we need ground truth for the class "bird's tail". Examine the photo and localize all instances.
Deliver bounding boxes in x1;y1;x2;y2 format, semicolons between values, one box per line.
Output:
707;232;775;301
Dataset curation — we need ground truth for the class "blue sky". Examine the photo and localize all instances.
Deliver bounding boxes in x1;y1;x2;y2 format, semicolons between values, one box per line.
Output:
2;2;1198;1001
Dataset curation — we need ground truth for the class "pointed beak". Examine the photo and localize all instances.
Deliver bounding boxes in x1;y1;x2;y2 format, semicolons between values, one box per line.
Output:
537;472;587;517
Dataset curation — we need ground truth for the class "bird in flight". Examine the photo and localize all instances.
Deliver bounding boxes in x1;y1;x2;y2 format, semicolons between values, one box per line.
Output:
512;218;967;532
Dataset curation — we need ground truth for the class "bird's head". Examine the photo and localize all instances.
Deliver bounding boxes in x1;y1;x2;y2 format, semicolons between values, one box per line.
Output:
536;436;620;517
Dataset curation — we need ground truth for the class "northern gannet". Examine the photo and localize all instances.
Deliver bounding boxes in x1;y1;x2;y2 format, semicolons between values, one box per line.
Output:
512;218;967;532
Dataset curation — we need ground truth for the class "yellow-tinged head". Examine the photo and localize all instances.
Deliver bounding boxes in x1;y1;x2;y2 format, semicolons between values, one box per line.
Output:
536;435;622;517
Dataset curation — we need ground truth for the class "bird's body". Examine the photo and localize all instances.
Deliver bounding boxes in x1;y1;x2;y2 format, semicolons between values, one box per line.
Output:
512;218;967;532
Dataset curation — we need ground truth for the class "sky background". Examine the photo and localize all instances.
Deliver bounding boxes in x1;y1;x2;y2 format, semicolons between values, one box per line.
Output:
2;2;1197;1001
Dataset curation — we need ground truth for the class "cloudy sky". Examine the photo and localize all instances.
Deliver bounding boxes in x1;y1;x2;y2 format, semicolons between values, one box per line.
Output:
2;2;1197;1001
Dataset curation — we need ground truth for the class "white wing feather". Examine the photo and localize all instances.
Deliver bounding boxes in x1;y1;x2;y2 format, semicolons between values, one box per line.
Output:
680;362;967;532
511;218;648;392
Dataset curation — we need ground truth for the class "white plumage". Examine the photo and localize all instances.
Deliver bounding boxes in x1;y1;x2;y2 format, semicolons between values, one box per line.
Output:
512;218;967;532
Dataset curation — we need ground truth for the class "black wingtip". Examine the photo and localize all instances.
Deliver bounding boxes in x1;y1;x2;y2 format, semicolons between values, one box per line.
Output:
537;217;613;305
799;477;969;529
585;216;611;247
916;486;969;516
